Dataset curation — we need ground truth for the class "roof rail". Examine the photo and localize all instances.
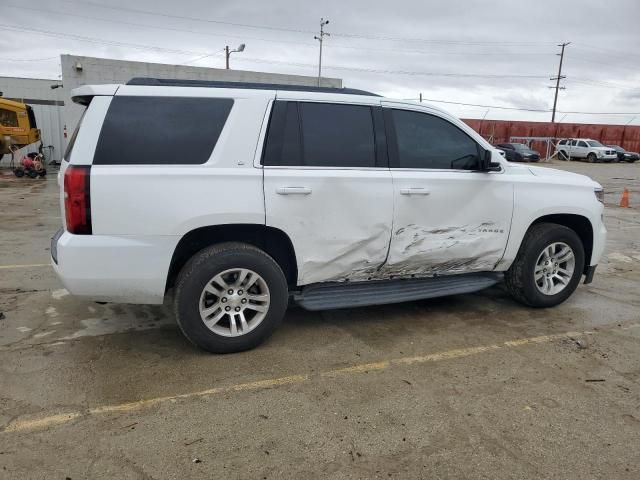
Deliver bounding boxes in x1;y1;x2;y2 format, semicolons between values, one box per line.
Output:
126;77;379;96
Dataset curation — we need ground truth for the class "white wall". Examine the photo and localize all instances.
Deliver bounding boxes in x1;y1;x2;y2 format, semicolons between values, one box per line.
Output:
60;55;342;140
0;76;65;165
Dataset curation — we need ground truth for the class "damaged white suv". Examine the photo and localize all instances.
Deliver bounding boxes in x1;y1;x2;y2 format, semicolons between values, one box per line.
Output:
52;78;606;352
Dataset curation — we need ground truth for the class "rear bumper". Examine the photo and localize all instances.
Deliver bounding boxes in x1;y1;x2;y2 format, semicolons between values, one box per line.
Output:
51;230;179;304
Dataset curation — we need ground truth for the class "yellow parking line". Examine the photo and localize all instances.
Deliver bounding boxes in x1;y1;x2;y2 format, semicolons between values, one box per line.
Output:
1;328;597;434
0;263;50;270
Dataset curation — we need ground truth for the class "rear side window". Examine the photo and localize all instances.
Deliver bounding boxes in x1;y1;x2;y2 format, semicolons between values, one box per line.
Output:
262;101;376;168
388;109;480;170
93;96;233;165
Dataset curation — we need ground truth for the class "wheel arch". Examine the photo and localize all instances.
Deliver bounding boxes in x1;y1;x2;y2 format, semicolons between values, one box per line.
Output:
166;224;298;293
530;214;593;273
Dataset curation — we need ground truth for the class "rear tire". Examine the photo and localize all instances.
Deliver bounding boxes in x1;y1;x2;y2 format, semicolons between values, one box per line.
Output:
504;223;585;308
174;242;288;353
558;150;568;161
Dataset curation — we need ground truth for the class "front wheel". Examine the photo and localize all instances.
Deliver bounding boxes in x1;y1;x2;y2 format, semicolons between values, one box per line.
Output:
505;223;585;308
174;242;289;353
587;153;597;163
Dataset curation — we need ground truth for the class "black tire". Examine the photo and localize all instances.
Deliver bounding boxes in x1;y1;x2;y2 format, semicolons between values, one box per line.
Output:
38;169;47;177
174;242;288;353
504;223;585;308
27;169;38;178
558;150;568;161
587;153;597;163
14;169;24;177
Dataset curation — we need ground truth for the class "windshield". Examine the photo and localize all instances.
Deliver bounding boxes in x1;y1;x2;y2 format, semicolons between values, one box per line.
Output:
587;140;604;147
610;145;624;152
514;144;529;151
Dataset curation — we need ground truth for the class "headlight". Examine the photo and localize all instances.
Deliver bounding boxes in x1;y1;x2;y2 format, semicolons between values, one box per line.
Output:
595;188;604;203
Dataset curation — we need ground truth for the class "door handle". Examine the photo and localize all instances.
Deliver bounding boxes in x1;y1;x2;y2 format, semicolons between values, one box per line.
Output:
400;188;430;196
276;186;312;195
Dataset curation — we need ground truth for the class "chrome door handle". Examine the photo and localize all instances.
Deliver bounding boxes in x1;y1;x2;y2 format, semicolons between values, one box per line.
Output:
276;186;312;195
400;188;430;196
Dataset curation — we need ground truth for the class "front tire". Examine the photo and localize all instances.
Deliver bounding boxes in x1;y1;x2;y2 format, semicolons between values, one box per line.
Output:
587;153;597;163
174;242;289;353
505;223;585;308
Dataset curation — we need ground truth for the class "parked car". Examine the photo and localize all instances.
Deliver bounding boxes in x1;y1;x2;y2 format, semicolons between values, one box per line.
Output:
495;143;540;162
556;139;617;163
607;145;639;163
52;78;606;353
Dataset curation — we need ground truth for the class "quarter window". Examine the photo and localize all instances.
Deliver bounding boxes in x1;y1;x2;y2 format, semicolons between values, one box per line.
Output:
93;96;233;165
389;109;480;170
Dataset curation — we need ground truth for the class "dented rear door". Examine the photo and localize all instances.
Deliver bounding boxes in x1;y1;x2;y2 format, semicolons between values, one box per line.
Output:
382;105;513;277
263;96;393;285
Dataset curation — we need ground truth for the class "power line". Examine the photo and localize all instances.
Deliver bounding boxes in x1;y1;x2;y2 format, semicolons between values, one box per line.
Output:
400;97;640;115
56;0;558;48
5;4;558;58
0;23;211;57
0;56;58;62
236;56;549;79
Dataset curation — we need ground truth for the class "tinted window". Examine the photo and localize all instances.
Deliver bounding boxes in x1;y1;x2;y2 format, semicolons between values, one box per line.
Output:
570;140;578;146
389;109;480;170
94;96;233;165
300;103;375;167
587;140;604;147
578;141;588;147
262;101;302;166
559;140;567;145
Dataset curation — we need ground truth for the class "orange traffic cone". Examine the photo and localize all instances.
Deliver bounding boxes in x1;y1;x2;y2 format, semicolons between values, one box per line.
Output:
620;188;630;208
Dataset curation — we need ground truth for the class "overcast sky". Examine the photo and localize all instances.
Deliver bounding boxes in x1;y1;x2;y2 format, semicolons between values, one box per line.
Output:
2;0;639;124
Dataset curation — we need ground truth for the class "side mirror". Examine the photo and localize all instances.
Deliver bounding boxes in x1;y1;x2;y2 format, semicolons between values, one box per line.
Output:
481;149;492;170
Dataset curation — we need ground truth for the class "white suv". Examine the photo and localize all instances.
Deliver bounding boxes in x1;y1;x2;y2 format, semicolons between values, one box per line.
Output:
53;78;607;353
556;138;617;162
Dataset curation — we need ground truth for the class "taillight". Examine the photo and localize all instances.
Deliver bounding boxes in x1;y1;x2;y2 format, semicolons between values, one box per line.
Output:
64;165;92;234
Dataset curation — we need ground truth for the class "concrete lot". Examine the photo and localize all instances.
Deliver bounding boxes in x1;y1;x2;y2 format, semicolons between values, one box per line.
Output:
1;160;639;479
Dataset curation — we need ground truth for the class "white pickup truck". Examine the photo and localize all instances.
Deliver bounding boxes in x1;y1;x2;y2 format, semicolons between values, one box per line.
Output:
52;79;606;352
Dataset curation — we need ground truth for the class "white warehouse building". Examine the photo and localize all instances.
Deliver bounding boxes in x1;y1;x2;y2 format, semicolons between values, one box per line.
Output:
1;55;341;166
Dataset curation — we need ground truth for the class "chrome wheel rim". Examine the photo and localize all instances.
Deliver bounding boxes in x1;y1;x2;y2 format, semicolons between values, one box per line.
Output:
199;268;270;337
534;242;575;296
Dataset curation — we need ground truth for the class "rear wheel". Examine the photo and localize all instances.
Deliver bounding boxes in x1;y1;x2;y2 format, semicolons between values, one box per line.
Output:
505;223;585;308
174;242;288;353
558;150;568;160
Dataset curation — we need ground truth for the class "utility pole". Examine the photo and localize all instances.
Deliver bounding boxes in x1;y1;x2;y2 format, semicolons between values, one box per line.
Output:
314;18;330;87
550;42;570;123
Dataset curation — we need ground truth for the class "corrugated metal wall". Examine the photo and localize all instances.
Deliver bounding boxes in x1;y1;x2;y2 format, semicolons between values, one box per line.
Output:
0;76;65;166
464;119;640;157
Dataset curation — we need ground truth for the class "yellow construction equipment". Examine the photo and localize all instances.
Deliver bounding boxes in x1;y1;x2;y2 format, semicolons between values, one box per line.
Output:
0;98;41;154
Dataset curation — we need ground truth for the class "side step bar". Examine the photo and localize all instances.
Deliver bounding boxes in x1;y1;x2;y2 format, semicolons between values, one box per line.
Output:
293;273;502;311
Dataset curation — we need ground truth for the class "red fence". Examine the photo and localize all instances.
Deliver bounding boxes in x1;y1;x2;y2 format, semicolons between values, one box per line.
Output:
462;119;640;157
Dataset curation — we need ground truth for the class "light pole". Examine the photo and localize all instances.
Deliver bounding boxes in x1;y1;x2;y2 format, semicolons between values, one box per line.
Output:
314;18;330;87
225;43;246;69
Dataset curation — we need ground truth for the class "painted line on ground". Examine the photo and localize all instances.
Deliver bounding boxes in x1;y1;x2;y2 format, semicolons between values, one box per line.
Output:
0;263;50;270
2;328;599;434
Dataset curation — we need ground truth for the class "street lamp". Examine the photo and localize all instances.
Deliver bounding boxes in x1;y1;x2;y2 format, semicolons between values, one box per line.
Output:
225;43;245;69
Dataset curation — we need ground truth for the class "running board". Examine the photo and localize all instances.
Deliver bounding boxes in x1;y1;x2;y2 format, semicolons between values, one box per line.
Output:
293;273;502;311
